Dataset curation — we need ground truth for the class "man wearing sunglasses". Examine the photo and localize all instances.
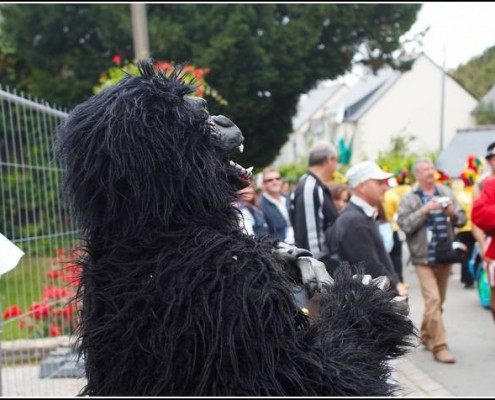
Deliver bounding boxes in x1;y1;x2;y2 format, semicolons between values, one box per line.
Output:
259;166;295;244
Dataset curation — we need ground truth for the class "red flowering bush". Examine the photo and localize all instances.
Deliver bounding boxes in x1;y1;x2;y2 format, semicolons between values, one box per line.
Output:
2;246;82;338
3;305;22;320
94;56;227;106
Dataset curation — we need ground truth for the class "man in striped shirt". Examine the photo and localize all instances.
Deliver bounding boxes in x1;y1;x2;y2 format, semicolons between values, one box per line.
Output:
398;158;466;364
290;141;339;273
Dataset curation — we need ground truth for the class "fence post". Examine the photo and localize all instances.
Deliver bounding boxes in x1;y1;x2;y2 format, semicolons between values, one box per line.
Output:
0;276;3;397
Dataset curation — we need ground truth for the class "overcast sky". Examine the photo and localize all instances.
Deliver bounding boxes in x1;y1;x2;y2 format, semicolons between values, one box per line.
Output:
404;2;495;70
335;2;495;85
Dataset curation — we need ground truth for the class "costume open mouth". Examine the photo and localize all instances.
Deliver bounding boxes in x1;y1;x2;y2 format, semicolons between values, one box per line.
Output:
228;158;253;189
208;115;253;190
225;141;253;190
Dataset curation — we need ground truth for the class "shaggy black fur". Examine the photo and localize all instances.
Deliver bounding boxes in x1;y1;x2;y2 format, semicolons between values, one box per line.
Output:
55;59;415;396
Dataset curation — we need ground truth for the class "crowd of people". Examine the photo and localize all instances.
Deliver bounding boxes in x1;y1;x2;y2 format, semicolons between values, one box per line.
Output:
235;140;495;365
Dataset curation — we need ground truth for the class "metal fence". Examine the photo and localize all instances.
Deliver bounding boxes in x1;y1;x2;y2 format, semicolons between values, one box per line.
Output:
0;87;86;396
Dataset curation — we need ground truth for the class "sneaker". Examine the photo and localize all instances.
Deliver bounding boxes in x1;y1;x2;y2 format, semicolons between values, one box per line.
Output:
433;347;456;364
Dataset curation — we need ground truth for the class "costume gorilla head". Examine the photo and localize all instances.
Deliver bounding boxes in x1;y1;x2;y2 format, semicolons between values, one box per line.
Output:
55;59;414;397
56;60;252;241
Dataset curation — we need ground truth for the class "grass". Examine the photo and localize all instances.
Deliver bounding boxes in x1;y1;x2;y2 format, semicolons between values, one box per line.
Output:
0;255;55;340
0;237;82;342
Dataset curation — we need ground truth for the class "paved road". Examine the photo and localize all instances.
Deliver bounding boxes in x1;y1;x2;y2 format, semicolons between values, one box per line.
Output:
396;256;495;397
1;364;84;397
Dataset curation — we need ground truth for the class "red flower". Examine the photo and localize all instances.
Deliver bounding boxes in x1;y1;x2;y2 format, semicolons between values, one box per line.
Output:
49;323;62;337
63;274;80;286
3;305;22;319
61;305;76;319
65;263;80;274
193;69;204;78
46;269;60;279
42;286;68;301
196;86;204;97
57;248;65;256
28;302;51;320
112;55;122;65
155;61;171;71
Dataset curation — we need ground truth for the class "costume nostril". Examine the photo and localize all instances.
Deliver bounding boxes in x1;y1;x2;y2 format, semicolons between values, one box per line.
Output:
211;115;233;127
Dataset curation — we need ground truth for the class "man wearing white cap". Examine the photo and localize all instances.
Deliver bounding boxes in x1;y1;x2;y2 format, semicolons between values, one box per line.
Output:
327;160;408;297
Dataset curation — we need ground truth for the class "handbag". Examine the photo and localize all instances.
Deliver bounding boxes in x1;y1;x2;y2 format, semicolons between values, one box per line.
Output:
434;233;467;264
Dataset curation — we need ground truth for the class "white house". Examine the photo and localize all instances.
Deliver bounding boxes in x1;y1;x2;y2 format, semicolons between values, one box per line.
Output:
274;54;478;167
275;81;348;165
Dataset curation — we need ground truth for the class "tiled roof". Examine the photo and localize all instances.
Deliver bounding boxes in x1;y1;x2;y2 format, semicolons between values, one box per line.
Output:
339;66;401;122
436;126;495;177
292;65;402;131
291;83;345;131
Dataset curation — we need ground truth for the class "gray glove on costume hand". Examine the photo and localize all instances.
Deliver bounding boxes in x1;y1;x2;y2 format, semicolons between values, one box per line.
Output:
273;242;334;298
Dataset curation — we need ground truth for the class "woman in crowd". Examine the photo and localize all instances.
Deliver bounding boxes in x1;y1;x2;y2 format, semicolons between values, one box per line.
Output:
329;183;350;213
236;180;269;237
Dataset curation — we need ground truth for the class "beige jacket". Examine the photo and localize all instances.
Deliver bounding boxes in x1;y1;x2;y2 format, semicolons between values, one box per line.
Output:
397;184;467;265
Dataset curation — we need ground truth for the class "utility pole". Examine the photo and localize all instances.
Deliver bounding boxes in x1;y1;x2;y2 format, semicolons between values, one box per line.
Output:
130;3;150;60
439;45;446;151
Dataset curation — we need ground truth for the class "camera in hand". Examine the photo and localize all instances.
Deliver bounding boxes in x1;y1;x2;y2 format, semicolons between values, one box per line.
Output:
433;196;450;208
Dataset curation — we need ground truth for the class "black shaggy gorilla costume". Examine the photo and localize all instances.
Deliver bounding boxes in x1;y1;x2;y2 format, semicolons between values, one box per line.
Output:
55;60;415;396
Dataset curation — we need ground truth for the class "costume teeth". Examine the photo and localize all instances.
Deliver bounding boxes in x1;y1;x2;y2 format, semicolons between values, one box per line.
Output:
229;160;252;178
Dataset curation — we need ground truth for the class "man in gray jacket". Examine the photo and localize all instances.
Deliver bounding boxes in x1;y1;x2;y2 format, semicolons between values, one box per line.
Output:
398;158;466;364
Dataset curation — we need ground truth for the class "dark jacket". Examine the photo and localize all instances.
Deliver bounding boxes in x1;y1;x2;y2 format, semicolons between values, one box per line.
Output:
289;172;338;261
238;202;269;237
328;202;400;289
259;194;291;242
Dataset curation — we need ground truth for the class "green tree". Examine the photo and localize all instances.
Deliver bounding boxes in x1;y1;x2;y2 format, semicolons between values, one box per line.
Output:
0;3;421;167
376;134;418;182
473;103;495;125
452;45;495;124
0;4;133;107
452;45;495;100
376;134;437;184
